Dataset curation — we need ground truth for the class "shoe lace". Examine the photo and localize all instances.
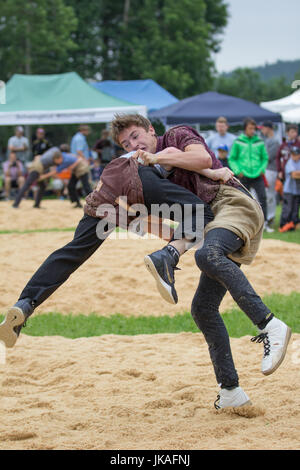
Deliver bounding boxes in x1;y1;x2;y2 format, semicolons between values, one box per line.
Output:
251;333;270;357
214;394;221;410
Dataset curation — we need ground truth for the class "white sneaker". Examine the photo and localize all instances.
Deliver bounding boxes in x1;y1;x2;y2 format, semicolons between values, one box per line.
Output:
264;222;274;233
251;317;292;376
214;387;251;409
0;307;26;348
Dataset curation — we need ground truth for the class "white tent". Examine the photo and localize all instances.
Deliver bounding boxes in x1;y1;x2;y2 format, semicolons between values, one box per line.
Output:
261;89;300;113
261;89;300;123
281;107;300;124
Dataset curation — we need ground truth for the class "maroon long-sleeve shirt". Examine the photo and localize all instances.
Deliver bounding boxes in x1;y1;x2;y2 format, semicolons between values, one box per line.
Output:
276;139;300;179
84;125;240;226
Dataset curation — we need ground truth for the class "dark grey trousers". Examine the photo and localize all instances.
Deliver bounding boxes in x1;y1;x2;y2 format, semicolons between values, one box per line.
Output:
14;171;46;208
192;228;270;389
240;175;267;220
280;193;300;226
67;172;92;204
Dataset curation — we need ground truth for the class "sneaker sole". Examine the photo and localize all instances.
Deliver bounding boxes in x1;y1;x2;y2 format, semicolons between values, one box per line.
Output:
144;255;177;305
262;326;292;376
0;307;25;348
217;399;252;410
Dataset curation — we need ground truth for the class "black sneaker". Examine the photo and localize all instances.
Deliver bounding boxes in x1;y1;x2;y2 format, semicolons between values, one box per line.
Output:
0;299;34;348
144;246;179;304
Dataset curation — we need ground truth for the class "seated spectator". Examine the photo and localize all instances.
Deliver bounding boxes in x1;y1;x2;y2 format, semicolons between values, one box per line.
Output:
279;146;300;232
32;128;52;157
3;151;25;200
7;126;30;165
90;158;103;187
217;145;230;168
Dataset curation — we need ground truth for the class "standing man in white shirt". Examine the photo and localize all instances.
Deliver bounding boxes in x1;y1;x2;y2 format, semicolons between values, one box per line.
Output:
206;116;236;158
7;126;30;165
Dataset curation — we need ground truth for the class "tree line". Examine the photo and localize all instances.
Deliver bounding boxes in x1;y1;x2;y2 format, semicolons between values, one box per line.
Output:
0;0;298;103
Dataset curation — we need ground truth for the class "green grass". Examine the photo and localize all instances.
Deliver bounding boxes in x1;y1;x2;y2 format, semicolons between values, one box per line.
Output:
0;227;126;235
263;229;300;244
262;205;300;244
0;227;76;235
1;292;299;339
1;203;299;241
0;204;298;339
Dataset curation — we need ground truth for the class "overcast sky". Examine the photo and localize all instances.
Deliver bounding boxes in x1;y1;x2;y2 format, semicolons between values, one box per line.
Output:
214;0;300;73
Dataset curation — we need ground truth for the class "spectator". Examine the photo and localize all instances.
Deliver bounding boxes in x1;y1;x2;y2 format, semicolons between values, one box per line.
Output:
93;129;116;168
216;145;230;168
276;124;300;182
279;146;300;232
7;126;30;164
3;151;25;200
229;117;269;227
70;125;91;161
90;158;103;187
113;142;127;158
260;121;281;231
32;128;52;157
50;144;71;200
206;116;236;157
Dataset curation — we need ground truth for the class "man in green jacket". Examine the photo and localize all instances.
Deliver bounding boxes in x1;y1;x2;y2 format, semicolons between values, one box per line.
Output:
229;117;269;223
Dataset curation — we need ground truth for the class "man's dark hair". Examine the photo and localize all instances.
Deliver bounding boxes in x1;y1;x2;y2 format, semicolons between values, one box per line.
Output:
60;143;70;152
111;113;152;145
286;124;298;132
243;117;257;130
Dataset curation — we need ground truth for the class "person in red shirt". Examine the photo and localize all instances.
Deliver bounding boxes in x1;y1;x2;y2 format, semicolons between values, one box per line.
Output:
276;124;300;181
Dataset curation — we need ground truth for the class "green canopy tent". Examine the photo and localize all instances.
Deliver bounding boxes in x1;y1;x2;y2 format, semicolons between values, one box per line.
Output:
0;72;147;125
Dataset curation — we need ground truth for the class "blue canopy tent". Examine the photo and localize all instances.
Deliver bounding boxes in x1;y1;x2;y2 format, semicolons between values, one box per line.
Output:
91;79;178;112
149;91;282;125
